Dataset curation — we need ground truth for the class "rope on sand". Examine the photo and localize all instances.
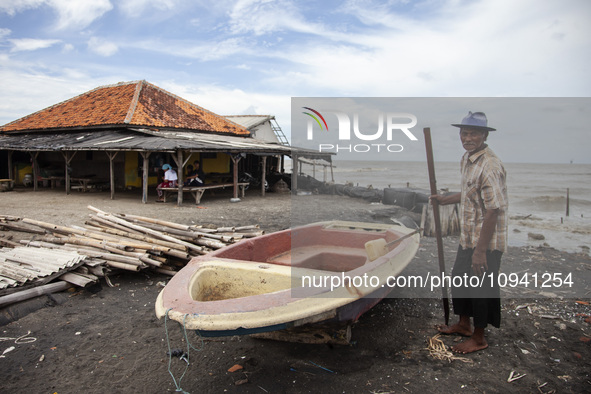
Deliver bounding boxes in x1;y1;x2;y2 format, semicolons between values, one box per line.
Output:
0;330;37;344
164;309;205;393
425;334;472;363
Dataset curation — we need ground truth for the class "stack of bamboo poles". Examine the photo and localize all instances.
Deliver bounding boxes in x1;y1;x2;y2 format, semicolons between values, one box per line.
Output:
12;205;263;276
0;206;264;305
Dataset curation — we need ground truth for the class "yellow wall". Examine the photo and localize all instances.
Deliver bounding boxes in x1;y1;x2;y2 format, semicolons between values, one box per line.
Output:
124;152;231;187
124;152;158;187
184;153;230;181
16;164;32;184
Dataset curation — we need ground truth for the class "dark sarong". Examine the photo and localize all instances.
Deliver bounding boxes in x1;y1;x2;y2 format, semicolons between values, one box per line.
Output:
450;245;503;328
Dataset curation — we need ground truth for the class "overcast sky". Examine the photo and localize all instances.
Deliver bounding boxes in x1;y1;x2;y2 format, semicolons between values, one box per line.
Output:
1;0;590;163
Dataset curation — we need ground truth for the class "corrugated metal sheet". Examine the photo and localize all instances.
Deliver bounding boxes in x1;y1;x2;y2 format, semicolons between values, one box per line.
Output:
225;115;273;130
0;247;85;290
0;127;327;158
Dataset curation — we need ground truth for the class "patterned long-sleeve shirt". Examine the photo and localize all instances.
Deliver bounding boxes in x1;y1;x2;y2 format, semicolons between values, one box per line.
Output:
459;146;508;252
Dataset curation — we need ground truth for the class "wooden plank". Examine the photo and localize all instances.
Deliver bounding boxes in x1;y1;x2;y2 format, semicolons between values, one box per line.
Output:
161;183;248;204
251;324;352;345
58;272;98;287
0;281;72;308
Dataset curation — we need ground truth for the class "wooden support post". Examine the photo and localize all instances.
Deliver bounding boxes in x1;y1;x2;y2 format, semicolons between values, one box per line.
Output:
174;150;184;206
291;154;298;193
106;151;118;200
261;156;267;197
231;154;242;201
180;153;192;169
140;152;150;204
7;151;13;180
30;152;39;191
566;188;570;217
62;151;76;195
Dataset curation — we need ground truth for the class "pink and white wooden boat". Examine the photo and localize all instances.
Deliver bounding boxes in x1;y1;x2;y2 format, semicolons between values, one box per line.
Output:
155;221;419;337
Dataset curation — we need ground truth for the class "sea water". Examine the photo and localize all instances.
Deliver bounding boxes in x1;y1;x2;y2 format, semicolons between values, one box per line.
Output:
313;160;591;255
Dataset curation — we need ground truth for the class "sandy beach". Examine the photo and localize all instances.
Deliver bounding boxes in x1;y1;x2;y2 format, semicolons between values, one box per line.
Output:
1;188;590;393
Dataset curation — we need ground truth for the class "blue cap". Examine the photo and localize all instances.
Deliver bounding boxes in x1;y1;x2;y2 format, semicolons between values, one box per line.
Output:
162;164;171;170
451;111;496;131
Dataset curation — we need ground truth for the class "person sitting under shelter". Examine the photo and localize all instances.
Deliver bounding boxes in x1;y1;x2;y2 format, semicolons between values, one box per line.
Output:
156;164;177;202
184;160;205;187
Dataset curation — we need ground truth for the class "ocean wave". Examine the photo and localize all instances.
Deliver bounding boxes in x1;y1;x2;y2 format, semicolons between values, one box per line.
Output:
511;217;591;234
512;196;591;213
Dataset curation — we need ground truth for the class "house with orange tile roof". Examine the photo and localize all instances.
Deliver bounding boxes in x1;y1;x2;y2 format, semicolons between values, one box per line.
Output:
0;81;328;203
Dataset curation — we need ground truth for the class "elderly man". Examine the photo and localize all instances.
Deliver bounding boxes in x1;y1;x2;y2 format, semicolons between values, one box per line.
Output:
431;111;508;354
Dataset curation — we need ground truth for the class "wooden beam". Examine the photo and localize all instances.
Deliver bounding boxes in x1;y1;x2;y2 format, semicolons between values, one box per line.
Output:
30;152;39;191
7;151;13;180
231;154;242;201
175;150;184;205
251;323;351;345
140;152;150;204
291;154;298;193
261;156;267;197
106;151;118;200
0;281;72;308
62;151;77;195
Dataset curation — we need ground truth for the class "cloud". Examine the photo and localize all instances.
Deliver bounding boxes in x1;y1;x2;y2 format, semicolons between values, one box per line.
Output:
87;36;118;56
9;38;61;52
133;37;249;61
0;0;112;29
0;0;45;16
0;28;11;39
62;43;74;53
227;0;326;36
159;80;291;124
49;0;113;30
118;0;183;15
247;0;591;97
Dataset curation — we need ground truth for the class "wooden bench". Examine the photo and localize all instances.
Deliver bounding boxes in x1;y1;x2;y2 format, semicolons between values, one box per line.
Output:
160;183;249;204
70;177;109;192
40;176;64;189
0;179;14;192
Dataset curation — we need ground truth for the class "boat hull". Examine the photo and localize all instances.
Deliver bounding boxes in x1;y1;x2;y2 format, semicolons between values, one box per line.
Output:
155;221;420;336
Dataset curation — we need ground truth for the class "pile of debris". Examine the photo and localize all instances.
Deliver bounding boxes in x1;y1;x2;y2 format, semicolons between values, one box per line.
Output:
0;206;263;308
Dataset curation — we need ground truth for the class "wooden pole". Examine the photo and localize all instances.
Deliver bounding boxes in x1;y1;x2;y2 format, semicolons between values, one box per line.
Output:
107;151;118;200
169;150;184;205
424;127;450;326
231;154;241;201
95;212;205;254
566;188;570;217
291;154;298;193
141;152;150;204
261;156;267;197
0;281;72;308
63;151;77;195
8;151;13;181
30;152;39;191
330;157;334;183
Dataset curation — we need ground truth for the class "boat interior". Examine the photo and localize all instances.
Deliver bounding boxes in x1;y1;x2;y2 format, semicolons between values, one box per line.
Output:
212;222;397;270
187;223;404;302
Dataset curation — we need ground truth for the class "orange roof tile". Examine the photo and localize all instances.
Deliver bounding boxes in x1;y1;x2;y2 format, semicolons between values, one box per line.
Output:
0;80;250;136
